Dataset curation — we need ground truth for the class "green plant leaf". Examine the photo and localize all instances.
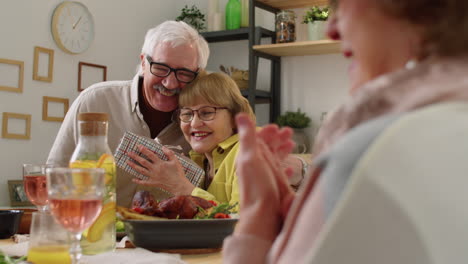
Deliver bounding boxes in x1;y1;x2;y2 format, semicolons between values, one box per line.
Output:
275;108;311;129
175;5;206;32
302;6;329;24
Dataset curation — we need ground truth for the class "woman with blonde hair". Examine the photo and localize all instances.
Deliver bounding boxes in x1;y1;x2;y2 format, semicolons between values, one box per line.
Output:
128;72;254;209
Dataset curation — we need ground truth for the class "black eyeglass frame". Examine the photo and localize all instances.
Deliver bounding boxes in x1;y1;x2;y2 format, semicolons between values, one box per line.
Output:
145;55;199;83
177;106;229;123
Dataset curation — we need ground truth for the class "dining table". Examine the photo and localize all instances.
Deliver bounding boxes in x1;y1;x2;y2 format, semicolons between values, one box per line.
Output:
0;238;222;264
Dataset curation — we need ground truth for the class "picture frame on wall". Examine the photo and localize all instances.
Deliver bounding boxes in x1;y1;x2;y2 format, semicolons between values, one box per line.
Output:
8;180;33;207
33;46;54;82
0;58;24;93
42;96;69;122
1;112;32;140
78;61;107;92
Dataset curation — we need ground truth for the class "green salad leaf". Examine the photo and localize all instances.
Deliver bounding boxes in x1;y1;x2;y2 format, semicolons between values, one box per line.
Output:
195;202;238;219
0;251;27;264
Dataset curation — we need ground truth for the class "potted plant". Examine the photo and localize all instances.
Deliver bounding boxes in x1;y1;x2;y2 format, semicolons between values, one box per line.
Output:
276;108;312;153
302;6;329;41
176;5;206;32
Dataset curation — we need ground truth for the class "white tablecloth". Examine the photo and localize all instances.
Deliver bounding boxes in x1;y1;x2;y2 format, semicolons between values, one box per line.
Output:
0;237;185;264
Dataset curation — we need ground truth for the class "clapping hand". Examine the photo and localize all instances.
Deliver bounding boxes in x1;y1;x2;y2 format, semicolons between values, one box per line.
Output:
234;113;295;241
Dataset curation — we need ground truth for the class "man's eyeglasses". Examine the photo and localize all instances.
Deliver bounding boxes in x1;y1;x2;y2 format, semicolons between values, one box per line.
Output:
178;106;229;123
146;55;198;83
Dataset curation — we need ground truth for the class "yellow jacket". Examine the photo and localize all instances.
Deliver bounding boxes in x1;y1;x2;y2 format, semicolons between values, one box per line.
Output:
190;134;240;211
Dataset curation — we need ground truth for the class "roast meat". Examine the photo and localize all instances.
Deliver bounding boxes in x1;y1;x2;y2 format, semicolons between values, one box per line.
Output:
131;190;158;215
131;191;214;219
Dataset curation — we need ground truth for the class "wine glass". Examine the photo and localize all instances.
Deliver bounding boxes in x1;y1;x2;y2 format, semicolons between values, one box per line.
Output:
46;167;105;264
23;164;54;212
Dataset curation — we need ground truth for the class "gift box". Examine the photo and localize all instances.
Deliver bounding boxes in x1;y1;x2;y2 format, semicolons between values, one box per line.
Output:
114;132;204;188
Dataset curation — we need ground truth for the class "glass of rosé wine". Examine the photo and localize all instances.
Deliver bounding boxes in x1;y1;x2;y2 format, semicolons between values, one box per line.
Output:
23;164;56;212
46;167;105;264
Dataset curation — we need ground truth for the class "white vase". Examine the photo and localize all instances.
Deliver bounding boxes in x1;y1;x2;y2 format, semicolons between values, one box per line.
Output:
307;21;327;41
292;128;309;154
213;12;223;31
208;0;221;31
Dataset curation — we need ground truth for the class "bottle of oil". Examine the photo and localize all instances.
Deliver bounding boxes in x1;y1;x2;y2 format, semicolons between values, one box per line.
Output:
240;0;249;27
70;112;116;254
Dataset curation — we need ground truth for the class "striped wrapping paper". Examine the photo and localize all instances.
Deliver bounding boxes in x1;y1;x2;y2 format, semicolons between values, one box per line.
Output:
114;131;204;188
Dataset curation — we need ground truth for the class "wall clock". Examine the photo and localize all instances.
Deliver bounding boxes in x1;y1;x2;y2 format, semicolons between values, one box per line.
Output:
51;1;95;54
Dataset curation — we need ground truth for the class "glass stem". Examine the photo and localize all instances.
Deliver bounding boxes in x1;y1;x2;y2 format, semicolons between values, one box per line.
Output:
37;205;48;212
69;232;82;264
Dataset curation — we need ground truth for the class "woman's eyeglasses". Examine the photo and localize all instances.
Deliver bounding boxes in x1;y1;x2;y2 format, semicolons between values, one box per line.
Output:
146;55;198;83
178;106;228;123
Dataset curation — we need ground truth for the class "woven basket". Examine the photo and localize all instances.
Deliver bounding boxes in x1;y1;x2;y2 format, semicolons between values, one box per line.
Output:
231;70;249;90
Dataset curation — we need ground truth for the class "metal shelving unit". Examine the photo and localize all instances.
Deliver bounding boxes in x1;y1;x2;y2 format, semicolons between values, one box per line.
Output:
201;0;337;122
201;2;280;123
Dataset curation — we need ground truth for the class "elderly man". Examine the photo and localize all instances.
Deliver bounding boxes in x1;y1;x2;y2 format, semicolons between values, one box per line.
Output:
47;21;209;207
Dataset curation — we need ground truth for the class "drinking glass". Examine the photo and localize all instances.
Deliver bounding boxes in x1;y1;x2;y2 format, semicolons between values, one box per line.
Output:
46;168;105;264
27;212;71;264
23;164;54;212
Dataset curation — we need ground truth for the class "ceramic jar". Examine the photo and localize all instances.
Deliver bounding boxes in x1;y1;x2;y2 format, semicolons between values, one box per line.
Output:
307;21;327;41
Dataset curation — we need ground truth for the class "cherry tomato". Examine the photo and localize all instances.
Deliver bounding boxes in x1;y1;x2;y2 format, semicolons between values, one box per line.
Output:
214;213;230;219
133;207;144;214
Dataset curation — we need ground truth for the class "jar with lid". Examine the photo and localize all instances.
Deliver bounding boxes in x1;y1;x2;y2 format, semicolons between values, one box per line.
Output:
69;112;116;255
276;10;296;43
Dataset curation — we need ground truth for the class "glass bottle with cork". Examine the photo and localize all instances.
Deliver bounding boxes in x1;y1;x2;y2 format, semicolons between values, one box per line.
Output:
69;112;116;254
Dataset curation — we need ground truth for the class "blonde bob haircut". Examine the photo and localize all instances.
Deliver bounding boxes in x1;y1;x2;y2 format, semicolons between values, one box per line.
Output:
179;72;256;126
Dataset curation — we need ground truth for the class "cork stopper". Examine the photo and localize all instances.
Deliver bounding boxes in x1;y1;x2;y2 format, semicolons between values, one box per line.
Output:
78;112;108;136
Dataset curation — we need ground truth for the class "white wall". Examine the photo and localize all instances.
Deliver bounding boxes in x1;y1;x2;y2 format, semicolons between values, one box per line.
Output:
0;0;196;206
0;1;349;206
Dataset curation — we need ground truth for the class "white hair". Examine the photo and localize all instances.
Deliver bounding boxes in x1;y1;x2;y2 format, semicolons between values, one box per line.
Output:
136;20;210;75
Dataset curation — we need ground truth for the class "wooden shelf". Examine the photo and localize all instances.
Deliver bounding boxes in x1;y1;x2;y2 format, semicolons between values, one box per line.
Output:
257;0;329;9
253;40;340;57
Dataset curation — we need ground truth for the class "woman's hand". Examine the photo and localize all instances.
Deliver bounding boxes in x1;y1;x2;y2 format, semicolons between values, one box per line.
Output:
258;122;297;178
127;145;195;195
234;113;295;242
258;123;294;161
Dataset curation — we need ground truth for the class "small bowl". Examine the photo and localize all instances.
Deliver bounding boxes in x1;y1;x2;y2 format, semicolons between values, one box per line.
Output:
0;210;24;239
